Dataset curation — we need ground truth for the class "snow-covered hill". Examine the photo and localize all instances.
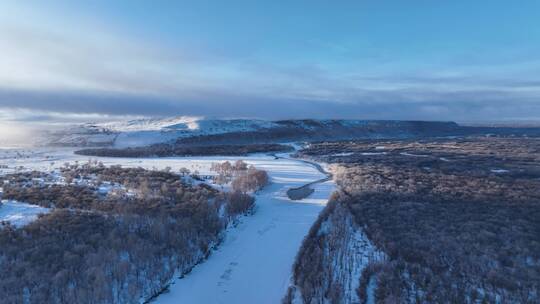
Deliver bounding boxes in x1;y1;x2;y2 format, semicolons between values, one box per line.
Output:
100;116;278;133
44;116;462;148
45;116;282;148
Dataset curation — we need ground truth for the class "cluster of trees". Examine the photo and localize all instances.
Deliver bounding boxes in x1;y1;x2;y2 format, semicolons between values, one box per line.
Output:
0;210;219;303
210;160;269;193
75;143;293;158
333;162;540;204
338;192;540;303
285;194;385;304
287;137;540;303
3;184;100;209
0;163;259;303
300;137;540;162
299;137;540;179
208;160;269;216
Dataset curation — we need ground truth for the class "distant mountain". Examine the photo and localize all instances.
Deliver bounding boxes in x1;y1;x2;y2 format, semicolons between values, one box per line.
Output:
43;116;540;148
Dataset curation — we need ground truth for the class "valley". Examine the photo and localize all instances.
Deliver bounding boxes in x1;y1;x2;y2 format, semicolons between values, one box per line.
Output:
2;120;540;304
0;147;334;304
2;2;539;302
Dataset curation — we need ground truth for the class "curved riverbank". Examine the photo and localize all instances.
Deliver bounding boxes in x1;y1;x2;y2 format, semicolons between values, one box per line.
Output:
274;154;333;200
154;155;335;304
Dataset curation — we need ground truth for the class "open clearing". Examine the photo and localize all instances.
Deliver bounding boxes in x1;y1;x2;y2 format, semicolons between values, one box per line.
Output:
0;200;50;227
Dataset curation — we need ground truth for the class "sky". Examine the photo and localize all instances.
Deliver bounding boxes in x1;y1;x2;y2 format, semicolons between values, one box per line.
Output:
0;0;540;133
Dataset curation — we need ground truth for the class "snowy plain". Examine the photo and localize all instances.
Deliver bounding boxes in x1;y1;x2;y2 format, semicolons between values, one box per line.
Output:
0;148;335;303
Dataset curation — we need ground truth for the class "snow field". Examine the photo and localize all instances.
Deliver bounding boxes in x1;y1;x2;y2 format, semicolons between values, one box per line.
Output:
153;156;335;303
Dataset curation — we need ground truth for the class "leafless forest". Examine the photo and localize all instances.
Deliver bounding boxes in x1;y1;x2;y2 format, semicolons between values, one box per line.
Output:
75;143;293;158
287;137;540;303
0;161;268;303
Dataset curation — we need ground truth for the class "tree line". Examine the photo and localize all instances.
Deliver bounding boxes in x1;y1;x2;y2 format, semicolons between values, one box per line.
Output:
75;143;293;158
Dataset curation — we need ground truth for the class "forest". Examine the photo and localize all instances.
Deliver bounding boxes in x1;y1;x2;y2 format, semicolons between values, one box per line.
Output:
287;137;540;303
75;143;293;157
0;160;268;304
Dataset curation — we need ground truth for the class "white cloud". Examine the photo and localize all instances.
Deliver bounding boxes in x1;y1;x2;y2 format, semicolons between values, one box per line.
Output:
0;2;539;123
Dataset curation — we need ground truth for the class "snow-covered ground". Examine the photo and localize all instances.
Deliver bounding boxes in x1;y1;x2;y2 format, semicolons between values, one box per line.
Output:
0;148;335;303
400;152;429;157
43;116;459;148
0;200;50;227
0;148;306;177
46;116;281;148
156;157;334;304
332;152;354;157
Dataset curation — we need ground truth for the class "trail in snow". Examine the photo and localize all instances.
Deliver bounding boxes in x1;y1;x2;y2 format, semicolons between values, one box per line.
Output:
154;156;335;304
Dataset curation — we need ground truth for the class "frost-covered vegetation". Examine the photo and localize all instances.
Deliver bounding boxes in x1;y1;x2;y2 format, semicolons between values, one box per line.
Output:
284;196;385;304
75;143;293;157
210;160;269;193
287;137;540;303
0;160;268;304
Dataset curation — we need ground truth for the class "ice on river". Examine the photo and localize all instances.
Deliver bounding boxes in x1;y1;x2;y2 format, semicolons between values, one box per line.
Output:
0;148;335;303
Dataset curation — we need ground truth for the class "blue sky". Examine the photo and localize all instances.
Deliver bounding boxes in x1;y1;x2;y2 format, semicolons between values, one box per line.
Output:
0;0;539;126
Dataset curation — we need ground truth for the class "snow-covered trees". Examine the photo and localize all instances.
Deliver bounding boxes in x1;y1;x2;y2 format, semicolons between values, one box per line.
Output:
0;209;221;304
231;165;269;193
226;190;255;216
75;143;293;158
287;138;540;304
0;164;259;304
179;167;190;176
211;161;234;187
211;160;269;193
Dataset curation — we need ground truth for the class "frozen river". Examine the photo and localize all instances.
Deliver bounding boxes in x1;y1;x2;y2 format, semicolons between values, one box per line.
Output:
0;148;335;303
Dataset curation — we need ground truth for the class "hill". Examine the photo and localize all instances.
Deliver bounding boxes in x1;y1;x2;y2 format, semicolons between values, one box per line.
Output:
45;117;464;147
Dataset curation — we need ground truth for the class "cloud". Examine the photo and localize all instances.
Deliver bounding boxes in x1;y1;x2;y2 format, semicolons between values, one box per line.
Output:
0;86;539;123
0;3;539;124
